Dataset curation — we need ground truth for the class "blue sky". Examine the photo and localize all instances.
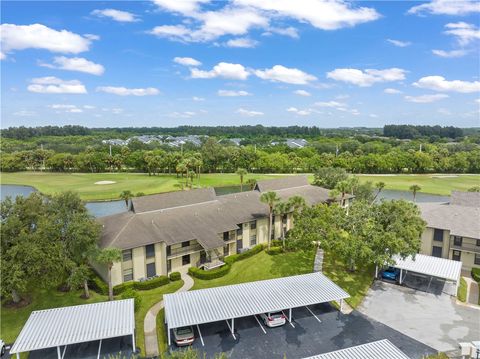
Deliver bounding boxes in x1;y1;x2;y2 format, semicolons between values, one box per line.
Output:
1;0;479;128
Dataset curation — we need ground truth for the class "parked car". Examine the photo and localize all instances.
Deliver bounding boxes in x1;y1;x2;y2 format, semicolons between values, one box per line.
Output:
382;267;400;282
0;339;5;356
260;311;286;327
173;326;195;346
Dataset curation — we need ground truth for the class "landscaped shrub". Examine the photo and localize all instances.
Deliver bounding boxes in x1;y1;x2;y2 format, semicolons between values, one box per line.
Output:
457;277;467;302
120;289;142;311
88;270;108;295
169;272;181;281
113;281;135;296
271;240;283;247
188;264;231;280
266;246;283;255
133;275;169;290
471;268;480;283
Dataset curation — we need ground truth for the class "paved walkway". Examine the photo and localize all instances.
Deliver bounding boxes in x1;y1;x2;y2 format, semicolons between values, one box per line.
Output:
313;247;324;272
144;273;194;357
465;276;479;306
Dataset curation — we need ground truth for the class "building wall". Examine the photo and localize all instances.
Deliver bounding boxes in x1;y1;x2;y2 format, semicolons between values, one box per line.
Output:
132;247;146;280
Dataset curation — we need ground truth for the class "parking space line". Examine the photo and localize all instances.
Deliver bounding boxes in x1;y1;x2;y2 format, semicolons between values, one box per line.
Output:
254;315;267;334
225;320;237;340
305;306;322;323
196;325;205;346
282;311;295;328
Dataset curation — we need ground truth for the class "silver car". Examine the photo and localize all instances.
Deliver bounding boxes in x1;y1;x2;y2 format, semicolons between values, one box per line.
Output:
173;326;195;346
259;311;286;327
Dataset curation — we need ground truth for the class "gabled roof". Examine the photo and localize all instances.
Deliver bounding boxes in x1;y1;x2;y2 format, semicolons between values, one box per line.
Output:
10;299;134;354
450;190;480;207
131;187;216;213
255;175;310;192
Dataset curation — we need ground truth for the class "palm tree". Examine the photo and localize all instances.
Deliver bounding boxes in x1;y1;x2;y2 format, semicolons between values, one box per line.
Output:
335;180;350;206
120;190;133;207
410;184;421;202
96;248;122;301
260;191;280;250
236;168;248;192
246;178;257;190
274;201;290;248
371;181;385;204
288;195;306;215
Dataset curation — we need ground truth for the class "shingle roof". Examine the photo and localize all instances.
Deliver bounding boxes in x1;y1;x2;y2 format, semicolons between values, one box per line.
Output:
255;175;310;192
131;187;216;213
418;202;480;239
450;191;480;207
303;340;410;359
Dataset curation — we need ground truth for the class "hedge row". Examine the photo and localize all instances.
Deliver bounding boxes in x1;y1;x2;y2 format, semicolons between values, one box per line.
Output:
266;246;283;255
114;275;170;295
472;268;480;283
189;244;265;280
120;289;142;311
169;272;181;281
457;277;467;302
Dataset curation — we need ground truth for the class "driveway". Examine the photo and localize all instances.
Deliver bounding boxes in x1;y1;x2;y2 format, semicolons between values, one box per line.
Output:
172;302;435;359
358;280;480;352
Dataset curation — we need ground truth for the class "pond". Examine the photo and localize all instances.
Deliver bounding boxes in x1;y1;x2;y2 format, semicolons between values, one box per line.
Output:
1;184;450;218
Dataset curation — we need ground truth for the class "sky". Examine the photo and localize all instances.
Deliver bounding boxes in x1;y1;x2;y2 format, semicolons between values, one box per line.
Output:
1;0;479;128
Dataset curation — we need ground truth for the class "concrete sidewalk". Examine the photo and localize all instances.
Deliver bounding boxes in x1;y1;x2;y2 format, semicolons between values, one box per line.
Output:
144;273;194;357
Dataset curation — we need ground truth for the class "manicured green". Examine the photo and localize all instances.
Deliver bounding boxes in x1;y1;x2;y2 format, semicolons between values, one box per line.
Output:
0;172;282;201
457;277;468;302
135;280;184;356
191;250;315;290
322;252;375;308
357;174;480;196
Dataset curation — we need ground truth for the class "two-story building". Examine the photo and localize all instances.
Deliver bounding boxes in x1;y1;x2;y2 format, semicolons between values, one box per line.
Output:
418;191;480;271
97;175;344;286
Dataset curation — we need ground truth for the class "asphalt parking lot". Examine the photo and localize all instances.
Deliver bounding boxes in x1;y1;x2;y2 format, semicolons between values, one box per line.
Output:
169;302;435;359
359;280;480;352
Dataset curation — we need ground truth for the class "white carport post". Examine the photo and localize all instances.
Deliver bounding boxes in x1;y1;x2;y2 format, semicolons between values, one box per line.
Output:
375;265;378;278
57;346;61;359
131;331;135;352
16;353;20;359
289;308;292;322
399;269;403;284
231;318;235;334
167;324;171;346
340;299;344;312
97;339;103;359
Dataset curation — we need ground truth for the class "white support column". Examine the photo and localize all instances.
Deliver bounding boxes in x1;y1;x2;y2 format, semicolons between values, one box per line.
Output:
231;318;235;334
97;339;103;359
375;265;378;278
289;308;292;322
400;269;403;284
57;346;61;359
16;353;20;359
132;331;135;352
340;299;344;312
61;345;67;359
167;325;171;346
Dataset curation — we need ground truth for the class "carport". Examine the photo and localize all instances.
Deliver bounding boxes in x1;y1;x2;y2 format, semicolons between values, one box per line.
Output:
10;299;135;359
164;272;350;346
303;339;411;359
392;254;462;296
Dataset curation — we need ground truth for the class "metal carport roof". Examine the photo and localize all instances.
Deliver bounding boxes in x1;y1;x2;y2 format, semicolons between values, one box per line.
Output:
393;254;462;282
303;339;410;359
164;272;350;329
10;299;135;355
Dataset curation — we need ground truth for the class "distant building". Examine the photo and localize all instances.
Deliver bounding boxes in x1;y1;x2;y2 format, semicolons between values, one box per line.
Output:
271;139;308;148
102;139;128;146
219;138;243;146
167;135;204;147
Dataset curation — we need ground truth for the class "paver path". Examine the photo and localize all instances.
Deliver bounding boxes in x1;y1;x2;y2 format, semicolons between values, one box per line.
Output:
313;248;324;272
144;273;194;357
468;279;479;306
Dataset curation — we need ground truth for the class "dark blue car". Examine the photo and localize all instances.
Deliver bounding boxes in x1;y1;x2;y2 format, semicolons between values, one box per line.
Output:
381;267;400;281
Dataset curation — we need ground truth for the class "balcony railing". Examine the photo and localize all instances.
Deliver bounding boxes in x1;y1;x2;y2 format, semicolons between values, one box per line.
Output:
450;239;480;254
167;243;204;258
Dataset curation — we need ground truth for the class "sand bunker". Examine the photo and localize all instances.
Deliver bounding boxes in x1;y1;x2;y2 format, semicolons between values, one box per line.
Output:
94;181;117;185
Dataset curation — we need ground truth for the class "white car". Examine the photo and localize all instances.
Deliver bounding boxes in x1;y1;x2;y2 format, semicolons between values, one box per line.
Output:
173;326;195;347
0;339;5;356
260;311;286;327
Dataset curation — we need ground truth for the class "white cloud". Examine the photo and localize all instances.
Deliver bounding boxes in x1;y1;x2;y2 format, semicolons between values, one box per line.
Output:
190;62;249;80
218;89;251;96
443;22;480;46
437;108;452;115
83;105;96;109
192;96;205;101
91;9;139;22
314;100;347;109
369;113;378;118
167;111;196;118
327;68;406;87
408;0;480;16
1;24;92;55
235;0;380;30
173;57;202;66
225;38;258;48
149;25;191;40
13;110;36;117
387;39;411;47
293;89;311;96
152;0;209;15
475;99;480;104
286;107;312;116
413;75;480;93
96;86;160;96
237;108;263;117
262;26;299;39
432;49;468;58
40;56;104;75
404;94;449;103
384;88;402;94
0;52;6;60
84;34;100;41
27;76;87;94
48;104;83;113
254;65;317;85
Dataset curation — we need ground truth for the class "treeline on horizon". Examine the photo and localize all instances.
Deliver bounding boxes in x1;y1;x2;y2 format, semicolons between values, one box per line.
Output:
2;124;478;140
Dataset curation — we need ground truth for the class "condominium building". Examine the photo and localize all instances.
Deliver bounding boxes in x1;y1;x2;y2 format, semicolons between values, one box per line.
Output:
96;175;344;286
418;191;480;271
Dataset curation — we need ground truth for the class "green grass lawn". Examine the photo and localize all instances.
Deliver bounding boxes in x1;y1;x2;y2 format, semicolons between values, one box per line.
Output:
0;172;282;201
457;277;467;303
321;252;375;309
135;280;184;356
357;174;479;196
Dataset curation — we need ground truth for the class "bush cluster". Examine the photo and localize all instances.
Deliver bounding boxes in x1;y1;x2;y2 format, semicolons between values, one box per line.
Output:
266;246;283;255
471;268;480;283
169;272;182;281
120;289;142;311
112;275;170;295
88;270;108;295
457;277;467;303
